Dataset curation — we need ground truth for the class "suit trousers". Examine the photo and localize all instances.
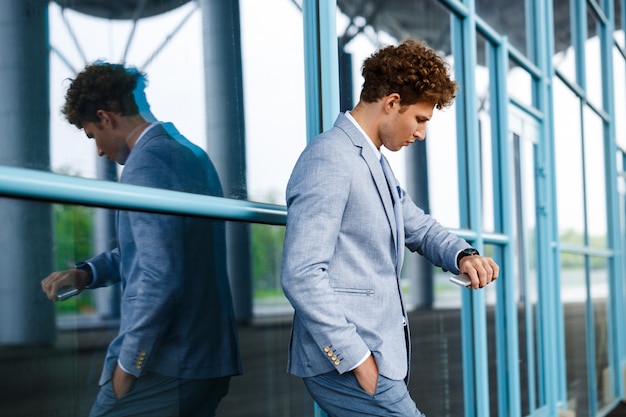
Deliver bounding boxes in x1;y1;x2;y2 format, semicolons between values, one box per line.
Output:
88;373;230;417
303;370;426;417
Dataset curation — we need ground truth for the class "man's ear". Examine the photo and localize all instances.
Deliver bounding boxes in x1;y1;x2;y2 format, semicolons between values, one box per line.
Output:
95;109;108;123
96;110;116;127
383;93;401;113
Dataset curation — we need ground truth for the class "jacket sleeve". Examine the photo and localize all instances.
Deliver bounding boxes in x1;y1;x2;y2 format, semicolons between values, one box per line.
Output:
400;187;470;274
280;140;371;374
86;248;121;288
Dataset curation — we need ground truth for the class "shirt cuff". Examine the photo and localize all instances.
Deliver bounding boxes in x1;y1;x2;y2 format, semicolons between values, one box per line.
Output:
349;351;371;372
455;249;464;269
117;359;131;375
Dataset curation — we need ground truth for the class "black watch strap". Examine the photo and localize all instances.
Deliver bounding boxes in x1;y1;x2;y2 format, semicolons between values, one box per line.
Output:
75;262;94;286
457;248;480;265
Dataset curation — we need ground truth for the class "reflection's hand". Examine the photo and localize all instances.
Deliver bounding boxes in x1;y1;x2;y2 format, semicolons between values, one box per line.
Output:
112;364;135;399
41;269;89;301
458;255;499;289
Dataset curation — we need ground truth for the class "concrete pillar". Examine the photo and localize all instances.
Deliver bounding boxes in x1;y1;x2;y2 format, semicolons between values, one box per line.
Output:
200;0;252;322
0;0;55;344
92;159;120;320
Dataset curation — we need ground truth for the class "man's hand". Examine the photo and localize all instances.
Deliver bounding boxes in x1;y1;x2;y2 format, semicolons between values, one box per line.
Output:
459;255;499;289
40;269;90;301
112;364;136;399
353;354;378;395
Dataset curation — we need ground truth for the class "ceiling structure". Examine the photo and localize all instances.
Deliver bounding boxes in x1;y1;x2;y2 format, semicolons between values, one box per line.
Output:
53;0;191;20
336;0;584;58
54;0;593;61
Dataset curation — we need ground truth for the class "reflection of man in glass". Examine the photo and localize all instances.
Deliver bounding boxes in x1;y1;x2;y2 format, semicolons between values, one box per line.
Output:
41;62;242;417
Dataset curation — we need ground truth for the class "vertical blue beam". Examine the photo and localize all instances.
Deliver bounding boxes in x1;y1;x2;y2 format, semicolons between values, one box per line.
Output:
302;0;322;141
620;1;626;395
489;37;509;417
452;1;490;415
303;1;338;416
572;1;601;414
534;0;563;414
524;2;543;411
451;14;476;417
303;0;339;142
601;0;626;401
490;37;522;417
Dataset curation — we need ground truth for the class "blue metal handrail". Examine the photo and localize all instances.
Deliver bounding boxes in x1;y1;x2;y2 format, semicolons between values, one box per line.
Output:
0;165;287;225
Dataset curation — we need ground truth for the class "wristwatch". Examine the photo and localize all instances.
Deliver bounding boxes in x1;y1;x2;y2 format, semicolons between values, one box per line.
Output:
457;248;480;266
75;262;94;286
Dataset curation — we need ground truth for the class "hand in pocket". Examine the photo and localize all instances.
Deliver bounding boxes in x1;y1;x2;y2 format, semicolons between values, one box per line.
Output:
353;354;379;395
112;364;136;399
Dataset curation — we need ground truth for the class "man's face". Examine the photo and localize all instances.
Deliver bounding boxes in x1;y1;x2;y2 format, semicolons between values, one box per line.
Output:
82;118;130;165
380;101;434;152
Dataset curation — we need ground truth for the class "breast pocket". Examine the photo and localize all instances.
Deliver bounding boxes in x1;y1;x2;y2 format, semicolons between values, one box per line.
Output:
332;288;375;297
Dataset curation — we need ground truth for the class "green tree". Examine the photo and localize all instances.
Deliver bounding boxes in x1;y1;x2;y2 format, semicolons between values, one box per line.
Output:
52;203;94;314
250;223;285;298
53;204;93;269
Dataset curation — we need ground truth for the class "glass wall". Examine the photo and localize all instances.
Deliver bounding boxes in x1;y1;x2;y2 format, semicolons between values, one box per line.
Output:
1;1;625;417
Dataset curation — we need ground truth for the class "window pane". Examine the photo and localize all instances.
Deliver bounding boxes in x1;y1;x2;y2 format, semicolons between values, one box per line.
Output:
485;243;500;417
613;46;626;149
590;258;611;411
614;0;624;49
508;58;534;108
241;0;306;204
553;0;576;82
425;92;460;229
553;79;585;245
583;107;608;248
49;2;206;180
585;6;603;108
475;34;496;233
562;255;589;416
409;307;465;415
251;223;290;317
433;264;464;308
337;0;454;59
509;116;544;413
475;0;527;56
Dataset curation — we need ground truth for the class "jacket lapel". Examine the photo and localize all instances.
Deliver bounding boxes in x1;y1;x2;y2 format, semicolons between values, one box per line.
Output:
365;149;398;247
334;114;399;259
381;155;404;273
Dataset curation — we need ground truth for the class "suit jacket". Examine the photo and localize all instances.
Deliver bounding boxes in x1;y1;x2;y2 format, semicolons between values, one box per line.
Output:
281;113;470;381
87;123;242;383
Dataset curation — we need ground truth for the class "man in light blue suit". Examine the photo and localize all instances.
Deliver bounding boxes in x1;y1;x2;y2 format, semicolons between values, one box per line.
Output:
281;40;499;416
41;63;241;416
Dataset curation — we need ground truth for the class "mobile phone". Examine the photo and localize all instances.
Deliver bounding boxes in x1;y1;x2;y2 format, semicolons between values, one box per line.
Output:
449;274;472;288
56;286;79;301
